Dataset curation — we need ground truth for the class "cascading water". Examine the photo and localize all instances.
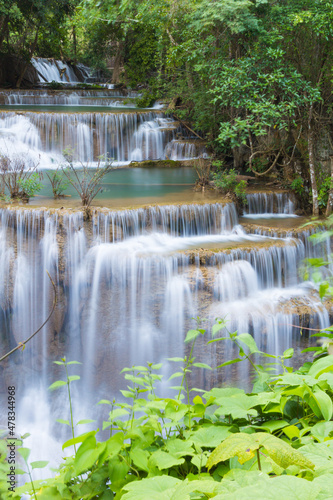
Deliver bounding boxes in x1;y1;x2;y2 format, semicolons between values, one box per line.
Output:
0;200;330;482
0;111;189;165
31;58;83;83
243;192;297;218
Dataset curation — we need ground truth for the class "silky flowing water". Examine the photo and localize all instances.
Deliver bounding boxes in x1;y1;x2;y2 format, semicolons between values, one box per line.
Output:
0;80;331;481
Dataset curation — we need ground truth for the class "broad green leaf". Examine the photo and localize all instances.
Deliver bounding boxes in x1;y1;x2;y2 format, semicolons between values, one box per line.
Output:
148;450;185;470
214;394;259;419
18;448;30;462
185;329;201;343
76;419;96;425
188;424;232;448
236;333;260;354
30;460;49;470
62;430;96;450
122;475;181;500
68;375;80;382
165;438;195;458
308;355;333;378
260;420;289;433
310;421;333;442
207;432;314;470
48;380;67;391
74;436;106;475
129;448;150;472
312;389;333;421
214;474;320;499
66;361;82;365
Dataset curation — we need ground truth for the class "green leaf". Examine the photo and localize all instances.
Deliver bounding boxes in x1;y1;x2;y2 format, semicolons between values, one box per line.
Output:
185;329;201;343
216;358;243;368
193;362;212;370
129;448;149;472
312;389;333;421
18;447;30;462
48;380;67;391
76;419;96;425
148;450;185;470
207;432;314;471
66;361;82;365
56;419;70;426
283;348;294;359
68;375;80;382
236;333;260;354
30;460;49;470
122;475;181;500
74;437;106;475
98;399;112;405
189;425;232;448
308;355;333;378
62;431;96;450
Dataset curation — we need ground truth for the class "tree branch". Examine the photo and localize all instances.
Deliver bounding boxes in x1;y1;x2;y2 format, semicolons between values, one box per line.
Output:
0;271;57;363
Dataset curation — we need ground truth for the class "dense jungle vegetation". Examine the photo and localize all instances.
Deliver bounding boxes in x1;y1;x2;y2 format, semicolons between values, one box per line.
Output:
1;0;333;214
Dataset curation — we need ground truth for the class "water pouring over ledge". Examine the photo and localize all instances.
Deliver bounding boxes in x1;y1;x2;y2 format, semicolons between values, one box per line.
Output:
0;199;330;484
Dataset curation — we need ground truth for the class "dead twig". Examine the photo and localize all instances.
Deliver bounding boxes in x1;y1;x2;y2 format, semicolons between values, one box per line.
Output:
0;271;57;363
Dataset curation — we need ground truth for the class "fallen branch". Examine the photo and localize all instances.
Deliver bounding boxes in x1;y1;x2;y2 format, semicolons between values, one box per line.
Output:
172;114;205;140
0;271;57;363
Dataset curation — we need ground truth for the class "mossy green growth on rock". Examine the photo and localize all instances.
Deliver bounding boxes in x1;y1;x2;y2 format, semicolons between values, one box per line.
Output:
128;160;183;168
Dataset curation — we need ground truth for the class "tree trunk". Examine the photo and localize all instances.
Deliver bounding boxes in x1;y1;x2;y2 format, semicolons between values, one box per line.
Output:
0;15;9;52
111;41;124;84
72;25;77;63
16;26;39;88
325;156;333;216
308;105;319;216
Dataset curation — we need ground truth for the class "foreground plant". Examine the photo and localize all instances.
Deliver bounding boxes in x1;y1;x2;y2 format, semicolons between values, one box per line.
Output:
4;318;333;500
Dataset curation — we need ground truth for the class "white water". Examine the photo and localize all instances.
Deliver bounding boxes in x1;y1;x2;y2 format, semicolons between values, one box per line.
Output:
31;58;80;83
0;111;190;166
243;192;298;218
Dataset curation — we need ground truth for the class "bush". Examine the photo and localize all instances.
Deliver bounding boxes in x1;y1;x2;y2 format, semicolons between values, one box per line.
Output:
7;319;333;499
212;165;247;203
0;154;42;201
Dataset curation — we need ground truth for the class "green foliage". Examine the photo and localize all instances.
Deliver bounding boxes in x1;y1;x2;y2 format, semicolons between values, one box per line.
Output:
318;177;332;209
5;313;333;499
212;167;247;203
47;81;64;90
46;169;70;198
135;90;156;108
17;173;43;199
291;176;305;196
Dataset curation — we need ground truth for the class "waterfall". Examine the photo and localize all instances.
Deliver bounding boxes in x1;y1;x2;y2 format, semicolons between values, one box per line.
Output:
0;203;329;400
0;111;184;165
243;192;297;217
31;58;81;83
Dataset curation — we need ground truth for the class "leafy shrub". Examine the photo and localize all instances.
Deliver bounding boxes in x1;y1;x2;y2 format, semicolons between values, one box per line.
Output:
135;89;156;108
290;176;305;196
46;169;70;198
318;177;332;208
0;154;42;201
17;173;43;199
212;166;247;203
7;321;333;499
47;80;64;90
